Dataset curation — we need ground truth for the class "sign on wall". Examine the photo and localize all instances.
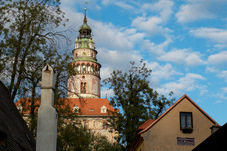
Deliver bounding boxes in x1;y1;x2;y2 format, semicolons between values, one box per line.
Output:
177;137;195;146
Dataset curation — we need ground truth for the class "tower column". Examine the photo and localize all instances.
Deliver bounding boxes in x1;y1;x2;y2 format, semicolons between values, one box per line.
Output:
68;8;101;99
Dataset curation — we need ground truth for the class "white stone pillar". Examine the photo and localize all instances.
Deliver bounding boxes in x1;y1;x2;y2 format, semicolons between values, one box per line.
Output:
36;63;58;151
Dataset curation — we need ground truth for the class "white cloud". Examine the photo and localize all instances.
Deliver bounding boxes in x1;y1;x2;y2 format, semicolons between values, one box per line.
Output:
205;66;219;74
102;0;135;10
149;62;182;80
148;62;182;88
132;16;164;35
207;51;227;65
142;36;173;56
206;66;227;82
176;2;215;23
115;2;135;10
216;87;227;101
218;71;227;82
142;0;174;22
99;48;142;79
156;73;206;96
157;48;205;66
92;22;134;50
190;28;227;48
132;0;174;36
215;100;223;104
101;87;114;98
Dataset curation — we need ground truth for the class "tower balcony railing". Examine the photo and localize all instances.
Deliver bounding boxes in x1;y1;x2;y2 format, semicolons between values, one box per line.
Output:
75;56;97;61
74;71;100;77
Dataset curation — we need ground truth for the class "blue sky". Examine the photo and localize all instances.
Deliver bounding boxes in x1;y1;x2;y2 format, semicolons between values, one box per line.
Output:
60;0;227;125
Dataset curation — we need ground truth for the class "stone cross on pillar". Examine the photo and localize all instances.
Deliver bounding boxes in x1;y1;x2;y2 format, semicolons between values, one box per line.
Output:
36;63;58;151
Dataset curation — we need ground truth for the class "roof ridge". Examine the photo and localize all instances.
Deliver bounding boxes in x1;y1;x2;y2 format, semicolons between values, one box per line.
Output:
138;94;219;134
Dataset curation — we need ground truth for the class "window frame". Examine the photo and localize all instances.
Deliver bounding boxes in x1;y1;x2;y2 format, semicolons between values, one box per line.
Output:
180;112;193;132
84;121;89;129
103;122;108;129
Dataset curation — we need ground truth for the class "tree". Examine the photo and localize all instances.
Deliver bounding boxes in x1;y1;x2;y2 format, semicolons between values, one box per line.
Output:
57;121;122;151
0;0;67;101
104;60;174;150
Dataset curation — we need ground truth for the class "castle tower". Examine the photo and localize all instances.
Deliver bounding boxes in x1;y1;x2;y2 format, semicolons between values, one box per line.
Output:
68;8;101;98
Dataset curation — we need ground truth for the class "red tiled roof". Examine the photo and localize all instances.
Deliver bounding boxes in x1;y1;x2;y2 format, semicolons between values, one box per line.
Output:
66;98;119;116
15;98;40;114
15;98;119;116
136;119;156;134
137;94;219;134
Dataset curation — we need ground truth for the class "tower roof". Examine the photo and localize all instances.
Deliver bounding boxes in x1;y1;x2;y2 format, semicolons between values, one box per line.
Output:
79;8;91;32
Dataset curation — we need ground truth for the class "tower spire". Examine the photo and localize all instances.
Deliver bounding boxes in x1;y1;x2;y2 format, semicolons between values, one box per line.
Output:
83;8;87;24
83;1;88;24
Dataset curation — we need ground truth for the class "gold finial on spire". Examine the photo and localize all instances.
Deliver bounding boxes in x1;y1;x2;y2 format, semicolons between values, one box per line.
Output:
83;1;88;24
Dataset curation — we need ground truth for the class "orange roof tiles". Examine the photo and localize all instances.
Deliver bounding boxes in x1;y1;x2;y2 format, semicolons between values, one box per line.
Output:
65;98;119;116
136;119;156;134
15;98;119;116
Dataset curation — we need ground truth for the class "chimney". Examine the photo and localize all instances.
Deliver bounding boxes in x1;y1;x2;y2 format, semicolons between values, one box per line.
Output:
210;124;221;134
36;64;58;151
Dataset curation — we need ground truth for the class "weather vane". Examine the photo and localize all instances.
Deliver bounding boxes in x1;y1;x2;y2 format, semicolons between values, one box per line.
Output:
85;1;88;11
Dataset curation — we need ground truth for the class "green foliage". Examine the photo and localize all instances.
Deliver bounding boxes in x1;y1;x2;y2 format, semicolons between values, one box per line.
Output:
0;0;67;101
57;120;122;151
104;60;174;150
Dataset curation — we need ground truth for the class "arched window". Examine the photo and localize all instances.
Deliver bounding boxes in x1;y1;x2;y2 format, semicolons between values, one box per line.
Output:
81;82;86;93
91;65;94;73
82;64;86;72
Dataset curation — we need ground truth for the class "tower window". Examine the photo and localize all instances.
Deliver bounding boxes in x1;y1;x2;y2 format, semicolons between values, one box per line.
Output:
82;65;86;71
81;82;86;93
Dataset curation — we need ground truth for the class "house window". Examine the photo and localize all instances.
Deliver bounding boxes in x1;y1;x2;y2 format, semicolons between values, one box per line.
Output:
84;122;89;129
93;121;97;128
180;112;193;133
73;105;80;113
100;105;107;113
103;122;108;129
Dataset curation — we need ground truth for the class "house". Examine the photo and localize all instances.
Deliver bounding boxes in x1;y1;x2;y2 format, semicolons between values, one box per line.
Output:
129;94;219;151
192;123;227;151
0;81;35;151
16;98;119;143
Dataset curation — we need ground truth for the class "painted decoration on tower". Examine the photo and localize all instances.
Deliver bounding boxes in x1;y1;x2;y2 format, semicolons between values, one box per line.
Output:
68;8;101;99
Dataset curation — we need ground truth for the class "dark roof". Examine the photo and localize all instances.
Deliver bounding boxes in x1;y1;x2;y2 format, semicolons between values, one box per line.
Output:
192;123;227;151
0;81;35;151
